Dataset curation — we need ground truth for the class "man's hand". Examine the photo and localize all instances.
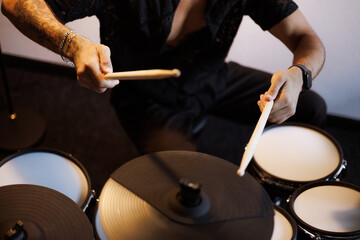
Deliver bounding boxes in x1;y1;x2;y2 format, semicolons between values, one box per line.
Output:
71;37;119;93
257;66;303;124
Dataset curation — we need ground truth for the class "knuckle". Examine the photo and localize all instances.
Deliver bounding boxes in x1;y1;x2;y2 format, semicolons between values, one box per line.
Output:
272;70;283;80
100;44;111;54
282;97;290;105
97;88;106;93
103;45;110;52
289;108;296;116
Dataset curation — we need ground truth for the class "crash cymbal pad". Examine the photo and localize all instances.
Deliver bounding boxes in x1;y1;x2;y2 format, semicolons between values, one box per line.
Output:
99;150;274;240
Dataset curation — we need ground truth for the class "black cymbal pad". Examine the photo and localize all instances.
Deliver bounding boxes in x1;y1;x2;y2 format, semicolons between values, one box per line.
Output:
99;150;274;240
0;184;93;240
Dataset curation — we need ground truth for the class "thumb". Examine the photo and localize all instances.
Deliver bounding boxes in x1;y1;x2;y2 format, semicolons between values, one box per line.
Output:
266;71;285;101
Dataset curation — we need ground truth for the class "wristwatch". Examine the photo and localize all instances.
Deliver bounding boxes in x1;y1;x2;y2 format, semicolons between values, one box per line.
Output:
290;64;312;91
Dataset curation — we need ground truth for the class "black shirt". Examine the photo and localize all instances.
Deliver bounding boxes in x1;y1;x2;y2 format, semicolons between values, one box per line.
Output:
46;0;298;110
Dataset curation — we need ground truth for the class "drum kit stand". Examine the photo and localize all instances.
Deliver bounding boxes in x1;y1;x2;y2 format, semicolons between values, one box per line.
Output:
0;43;45;151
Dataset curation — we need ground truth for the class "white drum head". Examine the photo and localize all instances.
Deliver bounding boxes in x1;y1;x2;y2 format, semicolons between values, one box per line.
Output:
293;184;360;233
95;208;110;240
0;151;89;207
271;207;294;240
254;125;340;182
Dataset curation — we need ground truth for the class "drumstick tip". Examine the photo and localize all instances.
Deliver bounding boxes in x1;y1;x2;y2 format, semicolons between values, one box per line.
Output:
237;169;245;177
173;69;181;78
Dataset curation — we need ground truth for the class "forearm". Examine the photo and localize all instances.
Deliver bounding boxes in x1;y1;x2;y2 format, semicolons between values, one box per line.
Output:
292;32;325;79
1;0;70;55
268;9;325;80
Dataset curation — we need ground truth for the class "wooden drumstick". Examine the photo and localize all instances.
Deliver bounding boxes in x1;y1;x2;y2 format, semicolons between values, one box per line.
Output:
237;100;273;177
104;69;181;80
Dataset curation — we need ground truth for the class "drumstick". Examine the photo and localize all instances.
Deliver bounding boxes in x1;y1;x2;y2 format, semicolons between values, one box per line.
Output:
237;100;274;177
104;69;181;80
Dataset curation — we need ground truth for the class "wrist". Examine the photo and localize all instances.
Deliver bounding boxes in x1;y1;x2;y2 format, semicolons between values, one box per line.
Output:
68;35;93;64
289;64;312;92
59;30;78;67
288;67;303;92
60;32;92;67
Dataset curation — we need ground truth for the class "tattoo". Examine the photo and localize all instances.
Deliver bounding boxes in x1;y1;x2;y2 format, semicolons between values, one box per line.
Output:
14;0;64;52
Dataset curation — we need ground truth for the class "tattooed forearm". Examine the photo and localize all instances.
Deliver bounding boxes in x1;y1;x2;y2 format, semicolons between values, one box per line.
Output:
3;0;69;54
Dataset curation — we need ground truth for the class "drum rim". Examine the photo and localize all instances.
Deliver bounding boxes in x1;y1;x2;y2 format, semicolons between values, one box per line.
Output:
251;122;344;185
0;148;92;210
273;204;298;240
289;180;360;238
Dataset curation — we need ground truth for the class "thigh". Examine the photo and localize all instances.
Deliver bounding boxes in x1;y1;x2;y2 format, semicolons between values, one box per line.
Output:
208;62;271;124
111;91;199;154
288;90;327;128
138;127;197;154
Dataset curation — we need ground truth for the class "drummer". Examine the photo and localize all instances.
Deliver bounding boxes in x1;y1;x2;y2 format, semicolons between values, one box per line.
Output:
2;0;326;155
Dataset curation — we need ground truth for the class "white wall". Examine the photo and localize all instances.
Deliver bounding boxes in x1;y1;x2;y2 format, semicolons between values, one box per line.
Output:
1;0;359;120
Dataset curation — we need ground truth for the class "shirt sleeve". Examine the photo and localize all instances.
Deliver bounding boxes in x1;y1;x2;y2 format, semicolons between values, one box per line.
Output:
45;0;101;23
244;0;298;30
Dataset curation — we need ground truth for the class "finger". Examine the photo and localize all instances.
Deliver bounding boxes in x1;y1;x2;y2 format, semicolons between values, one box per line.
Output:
77;71;93;90
98;45;113;74
258;94;266;111
78;72;106;93
88;72;111;93
258;93;275;112
84;58;115;92
268;86;289;113
98;79;120;89
269;110;292;124
259;71;285;114
268;103;296;124
263;91;274;101
268;106;287;123
97;45;119;89
257;100;263;112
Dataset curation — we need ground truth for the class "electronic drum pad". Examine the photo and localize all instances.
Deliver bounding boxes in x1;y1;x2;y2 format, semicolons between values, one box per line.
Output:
98;150;274;240
0;184;94;240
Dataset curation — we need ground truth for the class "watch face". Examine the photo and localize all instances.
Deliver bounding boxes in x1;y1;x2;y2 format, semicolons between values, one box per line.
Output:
305;70;312;90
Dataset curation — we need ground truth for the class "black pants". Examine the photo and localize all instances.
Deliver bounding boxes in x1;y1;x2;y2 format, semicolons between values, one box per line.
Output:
111;62;327;154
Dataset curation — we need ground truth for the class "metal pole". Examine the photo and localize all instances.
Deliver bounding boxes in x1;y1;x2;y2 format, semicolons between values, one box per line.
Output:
0;43;15;118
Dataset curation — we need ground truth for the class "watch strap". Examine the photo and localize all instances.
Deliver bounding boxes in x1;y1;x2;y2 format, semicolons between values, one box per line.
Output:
290;64;312;91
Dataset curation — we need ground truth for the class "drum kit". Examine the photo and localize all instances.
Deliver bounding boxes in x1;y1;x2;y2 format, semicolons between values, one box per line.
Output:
0;123;359;239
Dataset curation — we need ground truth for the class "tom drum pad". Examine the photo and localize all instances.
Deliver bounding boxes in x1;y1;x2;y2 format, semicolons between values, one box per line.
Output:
289;181;360;239
0;148;93;211
250;123;346;199
271;204;297;240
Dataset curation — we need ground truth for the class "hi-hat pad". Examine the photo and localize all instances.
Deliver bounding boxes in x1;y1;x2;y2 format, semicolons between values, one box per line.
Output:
99;150;274;240
0;184;93;240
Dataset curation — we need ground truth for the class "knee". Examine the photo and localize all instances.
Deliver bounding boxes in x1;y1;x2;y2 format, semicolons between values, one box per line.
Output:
291;91;327;128
306;91;327;116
